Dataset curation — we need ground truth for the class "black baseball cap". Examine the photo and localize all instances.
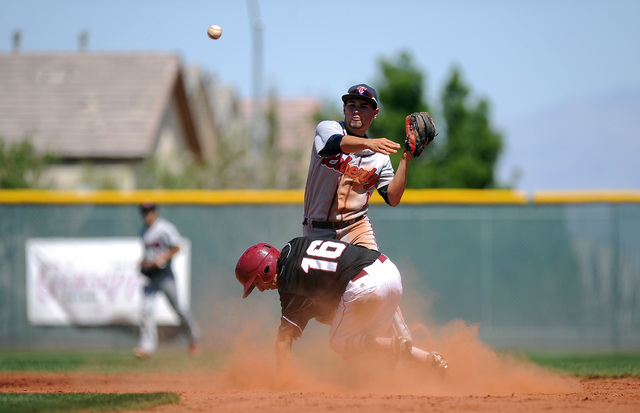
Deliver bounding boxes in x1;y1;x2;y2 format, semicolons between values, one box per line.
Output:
341;84;378;109
140;202;157;214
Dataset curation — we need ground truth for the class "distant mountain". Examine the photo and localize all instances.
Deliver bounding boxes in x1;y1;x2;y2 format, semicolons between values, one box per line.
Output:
497;87;640;192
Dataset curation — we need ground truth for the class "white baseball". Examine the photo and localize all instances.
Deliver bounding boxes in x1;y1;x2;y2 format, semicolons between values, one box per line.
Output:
207;25;222;40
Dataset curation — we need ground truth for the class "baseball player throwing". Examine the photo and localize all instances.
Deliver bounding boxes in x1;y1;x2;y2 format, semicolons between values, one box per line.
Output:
302;83;413;250
235;237;448;372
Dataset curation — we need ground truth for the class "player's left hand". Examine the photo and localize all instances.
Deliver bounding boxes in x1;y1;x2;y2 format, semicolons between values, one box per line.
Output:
405;112;437;157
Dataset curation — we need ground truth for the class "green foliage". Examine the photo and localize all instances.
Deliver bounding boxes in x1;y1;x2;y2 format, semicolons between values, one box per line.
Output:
265;89;280;187
263;88;306;189
370;51;429;148
377;52;428;116
137;90;304;189
425;67;503;188
209;127;254;189
0;392;179;413
79;162;120;190
138;156;242;190
138;156;208;189
367;53;504;189
0;138;58;189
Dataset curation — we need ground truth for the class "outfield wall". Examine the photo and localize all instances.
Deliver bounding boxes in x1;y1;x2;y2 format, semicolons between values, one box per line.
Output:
1;190;639;352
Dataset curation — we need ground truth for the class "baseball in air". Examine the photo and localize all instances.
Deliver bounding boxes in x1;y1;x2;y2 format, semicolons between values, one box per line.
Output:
207;25;222;40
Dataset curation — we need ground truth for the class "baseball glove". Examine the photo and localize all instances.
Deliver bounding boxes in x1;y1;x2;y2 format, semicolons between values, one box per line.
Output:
404;112;437;157
140;260;162;277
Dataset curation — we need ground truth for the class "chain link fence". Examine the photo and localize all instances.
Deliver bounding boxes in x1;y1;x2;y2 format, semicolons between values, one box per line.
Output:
1;192;638;352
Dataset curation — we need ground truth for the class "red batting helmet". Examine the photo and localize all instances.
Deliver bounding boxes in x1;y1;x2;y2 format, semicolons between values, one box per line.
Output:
235;242;280;298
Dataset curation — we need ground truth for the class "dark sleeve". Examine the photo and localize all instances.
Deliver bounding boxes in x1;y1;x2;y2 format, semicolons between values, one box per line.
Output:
279;293;315;338
279;318;303;340
377;185;392;206
318;134;344;157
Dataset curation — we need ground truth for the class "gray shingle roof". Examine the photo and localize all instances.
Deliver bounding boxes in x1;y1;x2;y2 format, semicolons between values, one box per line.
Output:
0;53;182;159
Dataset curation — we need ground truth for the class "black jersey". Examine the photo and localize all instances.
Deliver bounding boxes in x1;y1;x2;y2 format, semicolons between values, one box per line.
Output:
276;236;381;337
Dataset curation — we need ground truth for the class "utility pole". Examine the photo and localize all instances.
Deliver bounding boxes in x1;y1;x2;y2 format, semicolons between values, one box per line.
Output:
246;0;264;187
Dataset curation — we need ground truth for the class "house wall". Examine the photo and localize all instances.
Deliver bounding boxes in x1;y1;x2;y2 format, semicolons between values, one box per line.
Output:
38;97;194;190
154;97;193;176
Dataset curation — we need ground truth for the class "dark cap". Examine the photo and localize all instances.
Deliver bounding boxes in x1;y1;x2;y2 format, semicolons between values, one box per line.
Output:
341;84;378;109
140;202;157;214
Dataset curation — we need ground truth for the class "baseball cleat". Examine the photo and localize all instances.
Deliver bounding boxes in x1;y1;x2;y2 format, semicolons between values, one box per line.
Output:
391;336;413;366
133;347;151;359
427;351;448;370
189;343;200;356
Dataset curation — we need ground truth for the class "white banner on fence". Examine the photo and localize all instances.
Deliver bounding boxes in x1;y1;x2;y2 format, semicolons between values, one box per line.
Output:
25;238;191;326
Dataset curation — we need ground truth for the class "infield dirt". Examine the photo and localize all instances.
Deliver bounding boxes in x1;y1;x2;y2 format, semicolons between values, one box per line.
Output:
2;320;639;412
1;370;638;412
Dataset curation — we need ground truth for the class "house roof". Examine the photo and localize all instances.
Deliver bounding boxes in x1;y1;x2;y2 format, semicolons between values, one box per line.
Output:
0;53;198;159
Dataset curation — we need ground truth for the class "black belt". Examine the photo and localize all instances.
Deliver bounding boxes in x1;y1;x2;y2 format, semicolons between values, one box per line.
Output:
302;215;365;230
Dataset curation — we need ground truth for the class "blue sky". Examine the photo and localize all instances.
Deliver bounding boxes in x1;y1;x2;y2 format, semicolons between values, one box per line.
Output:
3;0;639;191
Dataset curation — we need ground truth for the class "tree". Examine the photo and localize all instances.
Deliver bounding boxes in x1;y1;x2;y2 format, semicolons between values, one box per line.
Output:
0;138;58;188
369;53;504;189
426;67;503;188
369;52;430;151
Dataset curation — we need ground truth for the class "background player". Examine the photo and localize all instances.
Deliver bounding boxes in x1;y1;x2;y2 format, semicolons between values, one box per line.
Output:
134;202;201;358
235;237;447;372
302;83;414;250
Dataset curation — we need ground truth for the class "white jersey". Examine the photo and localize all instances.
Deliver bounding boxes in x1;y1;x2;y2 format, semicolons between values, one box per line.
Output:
303;120;395;222
140;217;181;265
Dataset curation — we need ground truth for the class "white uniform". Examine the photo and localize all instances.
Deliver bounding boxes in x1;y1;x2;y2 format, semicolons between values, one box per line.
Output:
141;217;182;266
138;217;200;355
303;120;396;249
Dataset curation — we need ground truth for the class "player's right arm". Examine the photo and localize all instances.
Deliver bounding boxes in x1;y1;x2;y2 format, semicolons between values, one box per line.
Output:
314;121;398;157
339;134;400;155
276;325;295;375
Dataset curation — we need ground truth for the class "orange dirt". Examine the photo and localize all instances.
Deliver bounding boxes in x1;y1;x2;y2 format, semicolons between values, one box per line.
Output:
2;321;638;412
1;371;639;412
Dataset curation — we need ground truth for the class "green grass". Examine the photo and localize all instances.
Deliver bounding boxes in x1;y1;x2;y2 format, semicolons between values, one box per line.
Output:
2;350;637;377
0;350;225;374
0;392;179;413
0;351;226;412
0;352;86;373
524;352;640;378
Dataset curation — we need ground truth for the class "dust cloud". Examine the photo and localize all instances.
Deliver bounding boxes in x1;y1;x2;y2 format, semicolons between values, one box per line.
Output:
203;295;581;397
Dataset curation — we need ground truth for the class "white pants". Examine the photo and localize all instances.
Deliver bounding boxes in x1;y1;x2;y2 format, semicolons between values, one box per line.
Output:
138;271;200;354
328;256;411;355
